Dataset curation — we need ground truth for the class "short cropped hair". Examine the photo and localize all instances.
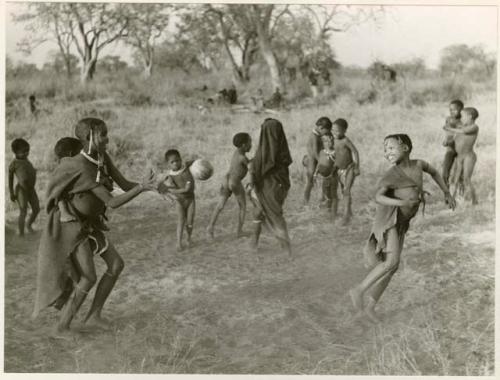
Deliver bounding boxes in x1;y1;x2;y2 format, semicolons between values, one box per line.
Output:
74;117;106;142
316;117;332;130
11;138;30;154
450;99;464;109
463;107;479;120
54;137;83;159
333;118;348;131
384;133;413;153
233;132;251;148
165;149;181;161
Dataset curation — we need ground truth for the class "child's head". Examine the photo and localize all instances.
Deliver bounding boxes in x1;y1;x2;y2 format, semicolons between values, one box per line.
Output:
332;118;348;139
315;117;332;136
233;132;252;152
11;138;30;159
165;149;182;171
74;117;108;154
29;94;36;102
383;134;412;164
54;137;83;159
321;133;334;150
449;99;464;119
462;107;479;124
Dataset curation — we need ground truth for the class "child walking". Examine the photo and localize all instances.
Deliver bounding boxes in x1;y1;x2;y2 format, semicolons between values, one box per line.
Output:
158;149;196;251
8;138;40;236
349;134;455;323
207;133;252;239
331;118;360;224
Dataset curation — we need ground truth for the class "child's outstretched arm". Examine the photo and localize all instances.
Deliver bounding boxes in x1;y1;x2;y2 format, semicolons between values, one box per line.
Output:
420;160;456;210
8;165;16;202
346;138;361;175
91;170;156;209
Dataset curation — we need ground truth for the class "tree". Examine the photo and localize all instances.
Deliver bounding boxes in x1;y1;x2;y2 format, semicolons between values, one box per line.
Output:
125;4;171;78
14;3;76;78
68;3;129;84
45;51;79;76
439;44;496;80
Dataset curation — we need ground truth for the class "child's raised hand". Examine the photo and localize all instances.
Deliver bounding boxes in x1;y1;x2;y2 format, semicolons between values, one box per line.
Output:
140;169;157;191
444;192;456;210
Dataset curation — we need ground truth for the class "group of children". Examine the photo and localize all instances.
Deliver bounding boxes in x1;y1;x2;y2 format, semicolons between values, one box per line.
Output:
6;98;480;331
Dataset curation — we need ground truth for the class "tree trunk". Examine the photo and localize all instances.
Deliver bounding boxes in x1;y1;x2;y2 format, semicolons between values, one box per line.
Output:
251;5;283;92
143;61;153;78
80;59;97;84
64;56;73;78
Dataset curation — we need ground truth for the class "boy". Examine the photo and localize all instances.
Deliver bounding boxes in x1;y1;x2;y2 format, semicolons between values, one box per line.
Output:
331;118;360;225
54;137;84;222
444;107;479;205
303;116;333;205
8;138;40;236
441;99;464;186
207;133;252;239
349;134;455;323
29;94;40;119
158;149;196;251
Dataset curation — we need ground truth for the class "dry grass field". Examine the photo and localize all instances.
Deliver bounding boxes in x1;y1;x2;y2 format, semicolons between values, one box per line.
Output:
4;71;496;374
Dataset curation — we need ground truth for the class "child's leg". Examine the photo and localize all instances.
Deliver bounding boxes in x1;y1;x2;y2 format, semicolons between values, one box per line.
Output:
176;202;187;251
331;174;339;220
350;227;402;313
442;147;457;186
207;190;230;238
26;190;40;232
84;243;124;328
303;157;317;204
58;241;97;331
186;199;195;245
251;211;264;249
463;152;478;205
341;168;356;224
15;186;28;236
235;190;247;237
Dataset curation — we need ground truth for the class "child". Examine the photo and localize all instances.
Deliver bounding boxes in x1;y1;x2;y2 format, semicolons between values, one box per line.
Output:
33;117;156;334
158;149;196;252
444;107;479;205
207;133;252;239
442;99;464;186
303;116;333;205
29;94;40;119
54;137;84;222
8;138;40;236
309;133;337;212
349;134;455;323
331;118;360;224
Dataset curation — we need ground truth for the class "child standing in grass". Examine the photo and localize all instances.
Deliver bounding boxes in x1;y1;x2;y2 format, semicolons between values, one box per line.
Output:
349;134;455;323
8;138;40;236
207;133;252;239
303;116;333;206
158;149;196;251
444;107;479;205
441;99;464;186
331;118;360;225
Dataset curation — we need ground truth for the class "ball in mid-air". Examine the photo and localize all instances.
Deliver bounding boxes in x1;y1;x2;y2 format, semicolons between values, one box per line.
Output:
189;158;213;181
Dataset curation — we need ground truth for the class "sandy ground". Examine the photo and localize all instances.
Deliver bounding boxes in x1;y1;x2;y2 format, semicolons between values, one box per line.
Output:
3;182;494;374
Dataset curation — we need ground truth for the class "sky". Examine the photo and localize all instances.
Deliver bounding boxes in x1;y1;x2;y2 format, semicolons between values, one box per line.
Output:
4;3;498;69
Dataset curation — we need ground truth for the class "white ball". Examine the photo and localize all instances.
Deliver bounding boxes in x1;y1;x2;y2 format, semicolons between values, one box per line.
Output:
189;159;213;181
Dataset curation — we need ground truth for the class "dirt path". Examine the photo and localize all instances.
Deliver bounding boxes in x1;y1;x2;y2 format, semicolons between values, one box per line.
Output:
4;191;495;374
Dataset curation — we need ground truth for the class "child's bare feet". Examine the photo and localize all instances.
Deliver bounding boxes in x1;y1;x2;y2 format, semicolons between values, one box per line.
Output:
340;215;351;226
364;297;381;323
349;288;363;312
50;324;74;340
237;230;245;238
27;225;36;234
176;243;184;252
187;238;193;248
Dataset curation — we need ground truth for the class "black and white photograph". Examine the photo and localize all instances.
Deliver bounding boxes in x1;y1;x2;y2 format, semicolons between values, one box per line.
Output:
2;0;497;376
